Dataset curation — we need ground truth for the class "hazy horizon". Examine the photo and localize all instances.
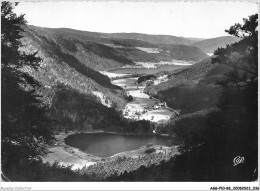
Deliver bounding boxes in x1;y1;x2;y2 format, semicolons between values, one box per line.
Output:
14;1;258;39
25;24;234;39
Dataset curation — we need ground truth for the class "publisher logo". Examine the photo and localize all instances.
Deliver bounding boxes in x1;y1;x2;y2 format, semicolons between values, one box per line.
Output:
233;156;244;166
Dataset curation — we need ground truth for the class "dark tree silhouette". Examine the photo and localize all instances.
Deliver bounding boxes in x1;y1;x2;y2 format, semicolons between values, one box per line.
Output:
213;14;258;81
127;95;133;101
1;1;55;177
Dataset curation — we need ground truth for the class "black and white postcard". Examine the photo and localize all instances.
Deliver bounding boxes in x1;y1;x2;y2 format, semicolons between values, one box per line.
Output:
1;0;259;190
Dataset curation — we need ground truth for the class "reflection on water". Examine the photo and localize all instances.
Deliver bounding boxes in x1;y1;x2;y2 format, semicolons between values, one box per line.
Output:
65;133;175;157
112;78;139;89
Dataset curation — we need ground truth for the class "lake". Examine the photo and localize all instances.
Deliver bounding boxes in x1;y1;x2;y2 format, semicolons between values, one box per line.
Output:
108;65;188;74
65;133;174;157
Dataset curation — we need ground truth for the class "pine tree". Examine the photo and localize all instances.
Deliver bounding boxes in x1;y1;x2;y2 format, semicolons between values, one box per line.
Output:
213;14;258;82
1;1;55;174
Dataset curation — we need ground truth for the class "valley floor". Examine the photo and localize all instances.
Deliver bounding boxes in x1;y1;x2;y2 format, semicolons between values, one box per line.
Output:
112;76;176;122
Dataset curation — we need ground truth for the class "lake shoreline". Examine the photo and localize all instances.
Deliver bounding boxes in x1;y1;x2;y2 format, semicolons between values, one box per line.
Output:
43;129;177;170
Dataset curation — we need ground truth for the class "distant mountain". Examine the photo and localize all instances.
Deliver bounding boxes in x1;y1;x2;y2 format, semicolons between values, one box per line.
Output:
44;28;207;45
104;33;198;45
191;36;239;53
186;37;206;42
20;25;208;109
25;26;209;69
156;44;208;62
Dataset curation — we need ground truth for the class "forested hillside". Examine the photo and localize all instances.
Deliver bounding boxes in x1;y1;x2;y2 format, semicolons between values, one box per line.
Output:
112;14;258;181
24;26;209;67
43;28;203;45
50;83;153;135
191;36;239;53
145;58;215;94
20;25;128;109
104;32;199;45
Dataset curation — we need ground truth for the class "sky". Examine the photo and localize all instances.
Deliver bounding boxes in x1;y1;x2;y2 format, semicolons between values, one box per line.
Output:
14;1;258;39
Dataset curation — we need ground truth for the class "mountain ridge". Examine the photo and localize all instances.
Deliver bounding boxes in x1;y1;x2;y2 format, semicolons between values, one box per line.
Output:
21;25;236;112
28;26;238;55
25;25;209;68
191;36;239;53
35;27;200;45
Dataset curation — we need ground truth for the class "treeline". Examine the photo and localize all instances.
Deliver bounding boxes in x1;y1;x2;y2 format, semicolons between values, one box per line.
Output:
137;74;156;84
